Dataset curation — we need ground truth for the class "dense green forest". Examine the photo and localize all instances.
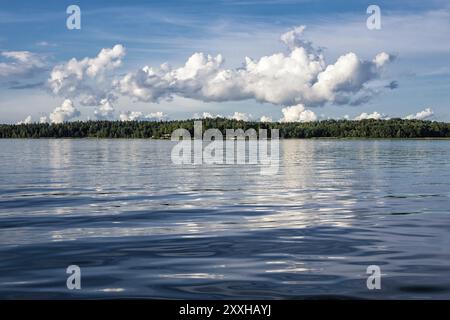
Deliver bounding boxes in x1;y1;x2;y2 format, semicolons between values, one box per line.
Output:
1;118;449;139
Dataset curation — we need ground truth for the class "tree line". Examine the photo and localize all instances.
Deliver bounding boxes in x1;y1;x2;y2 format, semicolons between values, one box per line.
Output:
0;118;449;139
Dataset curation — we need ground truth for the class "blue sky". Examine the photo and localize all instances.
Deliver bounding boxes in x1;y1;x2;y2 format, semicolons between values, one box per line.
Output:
0;0;449;123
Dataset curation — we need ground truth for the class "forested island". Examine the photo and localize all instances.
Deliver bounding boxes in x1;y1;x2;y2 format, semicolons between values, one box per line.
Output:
1;118;449;139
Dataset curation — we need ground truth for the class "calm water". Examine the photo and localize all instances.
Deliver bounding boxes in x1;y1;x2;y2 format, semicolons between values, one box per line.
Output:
0;139;449;299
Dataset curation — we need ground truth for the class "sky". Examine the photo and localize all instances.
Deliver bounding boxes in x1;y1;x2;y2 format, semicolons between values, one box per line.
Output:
0;0;449;124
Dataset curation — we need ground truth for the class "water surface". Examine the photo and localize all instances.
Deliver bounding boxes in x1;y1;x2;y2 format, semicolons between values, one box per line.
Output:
0;139;449;299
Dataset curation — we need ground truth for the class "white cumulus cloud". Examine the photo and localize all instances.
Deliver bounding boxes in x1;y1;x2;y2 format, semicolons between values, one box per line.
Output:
230;112;251;121
49;99;81;124
404;107;434;120
354;111;389;121
119;111;167;122
280;104;317;122
260;115;273;122
17;115;33;125
193;112;224;119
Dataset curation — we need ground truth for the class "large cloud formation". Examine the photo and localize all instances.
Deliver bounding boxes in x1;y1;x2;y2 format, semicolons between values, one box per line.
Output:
48;44;125;106
42;26;395;123
117;26;394;107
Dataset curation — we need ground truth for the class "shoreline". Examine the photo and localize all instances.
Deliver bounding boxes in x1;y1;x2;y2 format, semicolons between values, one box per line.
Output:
1;137;450;140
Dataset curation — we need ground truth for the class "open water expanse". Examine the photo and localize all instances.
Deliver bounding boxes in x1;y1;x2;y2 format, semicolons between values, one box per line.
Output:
0;139;449;299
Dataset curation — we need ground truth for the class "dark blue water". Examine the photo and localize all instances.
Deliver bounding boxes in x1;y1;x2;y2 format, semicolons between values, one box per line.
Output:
0;139;449;299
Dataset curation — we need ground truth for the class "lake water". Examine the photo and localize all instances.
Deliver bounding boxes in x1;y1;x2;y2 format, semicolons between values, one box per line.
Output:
0;139;449;299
